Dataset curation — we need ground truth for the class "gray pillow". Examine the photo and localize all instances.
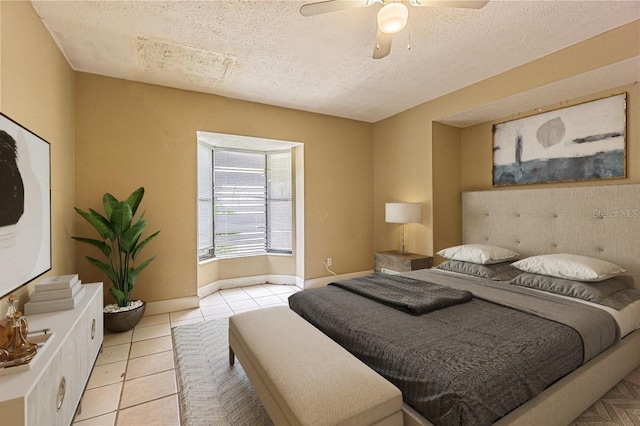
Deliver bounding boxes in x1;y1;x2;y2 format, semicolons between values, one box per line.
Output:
510;272;637;309
601;288;640;310
436;260;522;281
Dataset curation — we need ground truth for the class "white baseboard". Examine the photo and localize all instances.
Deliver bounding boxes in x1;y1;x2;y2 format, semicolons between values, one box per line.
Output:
144;296;200;316
198;274;298;298
150;270;374;315
303;270;373;289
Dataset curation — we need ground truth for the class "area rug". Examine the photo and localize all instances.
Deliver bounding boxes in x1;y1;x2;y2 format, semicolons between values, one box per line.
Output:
172;319;272;426
172;318;639;426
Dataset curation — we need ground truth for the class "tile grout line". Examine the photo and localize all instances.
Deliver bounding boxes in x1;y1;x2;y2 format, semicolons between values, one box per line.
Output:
117;374;178;412
116;327;177;424
111;330;134;426
79;284;297;425
117;392;180;417
84;355;176;392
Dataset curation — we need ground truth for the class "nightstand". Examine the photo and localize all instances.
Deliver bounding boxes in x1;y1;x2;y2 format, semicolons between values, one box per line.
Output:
374;251;433;273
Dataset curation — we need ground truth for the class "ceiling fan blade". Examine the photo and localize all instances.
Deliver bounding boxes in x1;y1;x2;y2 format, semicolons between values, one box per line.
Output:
409;0;489;9
300;0;369;17
372;29;392;60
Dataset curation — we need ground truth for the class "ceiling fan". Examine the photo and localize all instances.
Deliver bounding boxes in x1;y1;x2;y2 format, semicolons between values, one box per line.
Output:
300;0;489;59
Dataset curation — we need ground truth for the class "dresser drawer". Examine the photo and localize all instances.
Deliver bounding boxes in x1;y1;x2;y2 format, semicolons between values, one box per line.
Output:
26;350;64;425
0;283;103;426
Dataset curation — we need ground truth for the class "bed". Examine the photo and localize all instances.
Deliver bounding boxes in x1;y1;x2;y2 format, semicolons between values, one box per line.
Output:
293;183;640;426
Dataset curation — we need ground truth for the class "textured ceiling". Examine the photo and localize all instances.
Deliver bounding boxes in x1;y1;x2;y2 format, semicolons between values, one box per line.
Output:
32;0;640;123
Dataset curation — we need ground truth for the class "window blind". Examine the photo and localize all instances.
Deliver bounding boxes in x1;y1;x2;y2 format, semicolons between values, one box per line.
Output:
267;152;292;252
213;150;267;257
198;146;293;259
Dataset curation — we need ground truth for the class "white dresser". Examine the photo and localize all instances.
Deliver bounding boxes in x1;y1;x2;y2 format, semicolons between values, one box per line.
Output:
0;283;103;425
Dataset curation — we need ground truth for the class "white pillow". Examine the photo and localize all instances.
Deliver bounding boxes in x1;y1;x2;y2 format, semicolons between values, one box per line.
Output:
512;254;627;282
436;244;519;265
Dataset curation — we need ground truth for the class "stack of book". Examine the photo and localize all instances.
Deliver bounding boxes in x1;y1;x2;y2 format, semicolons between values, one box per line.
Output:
24;274;86;315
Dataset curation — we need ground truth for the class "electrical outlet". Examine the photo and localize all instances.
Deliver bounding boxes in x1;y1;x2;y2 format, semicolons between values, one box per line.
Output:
327;257;333;267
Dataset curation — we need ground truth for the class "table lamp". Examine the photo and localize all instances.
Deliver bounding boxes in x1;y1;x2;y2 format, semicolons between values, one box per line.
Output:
385;203;421;255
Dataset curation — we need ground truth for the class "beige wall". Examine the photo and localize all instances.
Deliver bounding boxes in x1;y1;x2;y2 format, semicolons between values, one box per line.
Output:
432;123;461;264
373;107;433;256
373;20;639;258
198;254;297;289
461;83;639;191
0;1;75;315
74;73;373;303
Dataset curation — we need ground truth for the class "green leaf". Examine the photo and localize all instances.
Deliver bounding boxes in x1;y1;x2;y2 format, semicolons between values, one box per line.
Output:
74;207;110;240
110;202;133;238
133;210;146;227
89;209;115;241
127;255;157;288
109;288;126;307
103;193;119;218
72;237;111;258
86;256;118;286
120;221;146;253
126;187;145;217
132;230;160;261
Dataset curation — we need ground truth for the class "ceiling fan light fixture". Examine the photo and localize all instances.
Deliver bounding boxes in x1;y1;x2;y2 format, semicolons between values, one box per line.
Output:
377;2;409;34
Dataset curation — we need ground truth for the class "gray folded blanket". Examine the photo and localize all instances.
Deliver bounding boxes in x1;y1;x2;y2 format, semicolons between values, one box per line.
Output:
329;273;472;315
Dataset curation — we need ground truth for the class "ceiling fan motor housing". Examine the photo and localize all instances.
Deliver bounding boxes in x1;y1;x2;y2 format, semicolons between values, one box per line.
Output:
377;3;409;34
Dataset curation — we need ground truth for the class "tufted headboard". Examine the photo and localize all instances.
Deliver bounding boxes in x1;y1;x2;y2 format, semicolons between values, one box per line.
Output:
462;184;640;288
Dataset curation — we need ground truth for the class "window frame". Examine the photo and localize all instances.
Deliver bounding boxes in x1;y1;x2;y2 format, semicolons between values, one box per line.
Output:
198;145;293;261
197;144;214;260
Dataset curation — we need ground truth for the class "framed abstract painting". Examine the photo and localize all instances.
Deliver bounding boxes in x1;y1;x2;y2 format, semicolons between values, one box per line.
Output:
493;93;626;186
0;113;51;299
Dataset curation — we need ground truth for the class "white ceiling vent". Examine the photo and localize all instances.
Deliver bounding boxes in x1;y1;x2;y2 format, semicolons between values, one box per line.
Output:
136;36;236;86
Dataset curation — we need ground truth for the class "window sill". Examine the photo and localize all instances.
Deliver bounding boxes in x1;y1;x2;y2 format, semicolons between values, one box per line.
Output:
198;252;293;266
198;257;217;266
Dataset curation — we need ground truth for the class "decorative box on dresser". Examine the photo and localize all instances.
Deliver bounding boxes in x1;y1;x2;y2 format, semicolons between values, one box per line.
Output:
0;283;103;426
374;251;433;273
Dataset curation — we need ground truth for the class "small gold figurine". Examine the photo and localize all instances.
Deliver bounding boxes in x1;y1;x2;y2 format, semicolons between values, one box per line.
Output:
0;316;12;350
0;295;18;350
0;294;37;367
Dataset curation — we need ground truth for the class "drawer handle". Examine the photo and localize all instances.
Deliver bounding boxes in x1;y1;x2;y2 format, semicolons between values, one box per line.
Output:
56;376;66;412
91;318;96;340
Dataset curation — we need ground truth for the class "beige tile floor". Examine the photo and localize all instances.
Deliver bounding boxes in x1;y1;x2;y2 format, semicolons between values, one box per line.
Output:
73;284;300;426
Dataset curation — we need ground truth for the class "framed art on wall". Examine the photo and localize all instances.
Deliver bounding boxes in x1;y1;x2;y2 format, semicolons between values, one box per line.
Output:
0;113;51;299
492;93;626;186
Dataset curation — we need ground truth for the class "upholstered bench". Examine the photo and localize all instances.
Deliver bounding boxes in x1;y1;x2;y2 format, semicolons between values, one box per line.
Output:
229;306;403;426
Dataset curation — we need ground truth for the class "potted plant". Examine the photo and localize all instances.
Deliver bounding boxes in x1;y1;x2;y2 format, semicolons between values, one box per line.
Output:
73;187;159;332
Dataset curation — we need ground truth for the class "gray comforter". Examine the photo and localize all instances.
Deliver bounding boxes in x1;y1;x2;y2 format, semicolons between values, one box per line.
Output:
288;269;620;426
329;273;472;315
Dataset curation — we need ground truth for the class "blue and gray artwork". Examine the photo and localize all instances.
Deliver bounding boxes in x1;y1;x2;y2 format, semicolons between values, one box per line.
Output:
493;94;626;185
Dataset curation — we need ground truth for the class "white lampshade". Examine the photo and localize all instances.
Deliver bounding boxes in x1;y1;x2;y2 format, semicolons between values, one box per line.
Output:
377;3;409;35
385;203;421;224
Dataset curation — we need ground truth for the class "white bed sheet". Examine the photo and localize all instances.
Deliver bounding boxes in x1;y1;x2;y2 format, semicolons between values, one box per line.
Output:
526;286;640;338
428;268;640;337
